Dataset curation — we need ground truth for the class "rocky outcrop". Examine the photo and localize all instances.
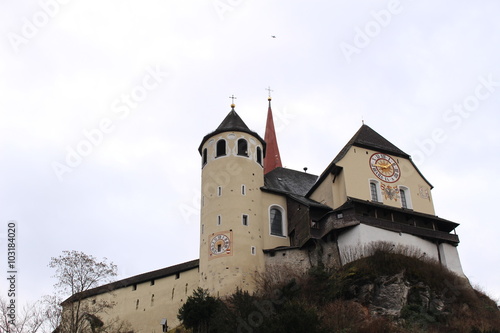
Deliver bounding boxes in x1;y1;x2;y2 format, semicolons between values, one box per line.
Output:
348;270;459;319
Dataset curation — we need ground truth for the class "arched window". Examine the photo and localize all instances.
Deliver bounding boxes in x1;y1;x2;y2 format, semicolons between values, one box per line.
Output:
237;139;248;156
216;139;226;158
202;148;208;167
270;206;285;236
256;146;262;165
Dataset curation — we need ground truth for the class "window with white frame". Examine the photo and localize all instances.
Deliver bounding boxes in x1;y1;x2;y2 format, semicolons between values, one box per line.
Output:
256;147;263;165
237;139;248;156
270;206;285;236
370;180;380;202
216;139;226;158
399;186;412;209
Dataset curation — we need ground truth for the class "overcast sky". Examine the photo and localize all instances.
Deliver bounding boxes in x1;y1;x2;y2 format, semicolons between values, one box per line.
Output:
1;1;499;306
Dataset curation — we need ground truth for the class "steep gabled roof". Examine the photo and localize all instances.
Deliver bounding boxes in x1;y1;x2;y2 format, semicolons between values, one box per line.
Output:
307;124;432;197
198;108;266;153
333;124;409;164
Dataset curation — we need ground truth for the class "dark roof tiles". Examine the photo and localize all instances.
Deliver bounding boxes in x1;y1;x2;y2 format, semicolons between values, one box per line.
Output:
198;109;266;153
263;167;318;196
333;124;409;164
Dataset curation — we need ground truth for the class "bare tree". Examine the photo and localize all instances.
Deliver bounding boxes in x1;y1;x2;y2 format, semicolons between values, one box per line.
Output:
0;297;46;333
47;250;123;333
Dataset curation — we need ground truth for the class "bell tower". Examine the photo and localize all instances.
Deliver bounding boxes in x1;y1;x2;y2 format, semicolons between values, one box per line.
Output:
198;102;267;296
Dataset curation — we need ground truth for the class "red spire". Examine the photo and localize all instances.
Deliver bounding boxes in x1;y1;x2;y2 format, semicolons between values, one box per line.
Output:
264;98;282;174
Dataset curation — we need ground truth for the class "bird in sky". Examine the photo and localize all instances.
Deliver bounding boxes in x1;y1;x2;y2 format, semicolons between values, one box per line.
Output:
271;35;276;38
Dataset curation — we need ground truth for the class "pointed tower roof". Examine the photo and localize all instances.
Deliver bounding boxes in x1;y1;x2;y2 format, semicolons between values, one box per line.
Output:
198;105;265;154
216;109;251;132
263;97;283;174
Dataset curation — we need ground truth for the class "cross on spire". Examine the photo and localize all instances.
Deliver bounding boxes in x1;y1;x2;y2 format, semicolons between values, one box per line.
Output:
229;95;237;108
265;86;274;100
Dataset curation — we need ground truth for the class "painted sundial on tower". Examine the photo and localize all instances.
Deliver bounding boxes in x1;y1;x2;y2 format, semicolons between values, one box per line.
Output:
369;153;401;183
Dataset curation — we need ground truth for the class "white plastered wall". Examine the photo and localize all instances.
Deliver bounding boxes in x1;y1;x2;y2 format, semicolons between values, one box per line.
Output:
338;224;464;276
439;242;464;276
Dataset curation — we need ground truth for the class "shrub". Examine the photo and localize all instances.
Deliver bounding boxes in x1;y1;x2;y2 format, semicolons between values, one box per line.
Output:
177;288;221;333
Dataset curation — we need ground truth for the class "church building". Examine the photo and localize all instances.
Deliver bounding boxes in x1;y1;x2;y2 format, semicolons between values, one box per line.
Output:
63;97;463;332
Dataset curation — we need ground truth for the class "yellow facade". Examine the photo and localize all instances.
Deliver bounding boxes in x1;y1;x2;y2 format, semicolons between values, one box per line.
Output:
62;109;463;333
311;146;435;215
62;263;200;332
199;130;289;296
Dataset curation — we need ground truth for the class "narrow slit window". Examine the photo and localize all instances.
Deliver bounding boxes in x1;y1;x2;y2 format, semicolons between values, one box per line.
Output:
217;215;221;226
400;189;408;208
242;214;248;226
217;186;222;197
202;148;208;166
241;185;246;195
399;186;412;209
257;147;262;165
370;182;378;202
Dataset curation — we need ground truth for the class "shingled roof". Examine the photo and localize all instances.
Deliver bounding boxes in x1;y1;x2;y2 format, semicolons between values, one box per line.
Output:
333;124;409;164
261;167;331;210
198;109;266;153
62;259;199;305
263;167;318;196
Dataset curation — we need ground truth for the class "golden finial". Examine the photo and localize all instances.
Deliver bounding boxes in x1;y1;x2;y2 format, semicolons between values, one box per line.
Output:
266;86;273;101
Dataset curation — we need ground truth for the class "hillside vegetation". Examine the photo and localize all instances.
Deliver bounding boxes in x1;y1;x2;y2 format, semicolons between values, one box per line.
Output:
175;244;500;333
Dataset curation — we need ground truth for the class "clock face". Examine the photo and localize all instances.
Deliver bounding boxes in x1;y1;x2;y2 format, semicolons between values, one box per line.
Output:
369;153;401;183
210;234;231;255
